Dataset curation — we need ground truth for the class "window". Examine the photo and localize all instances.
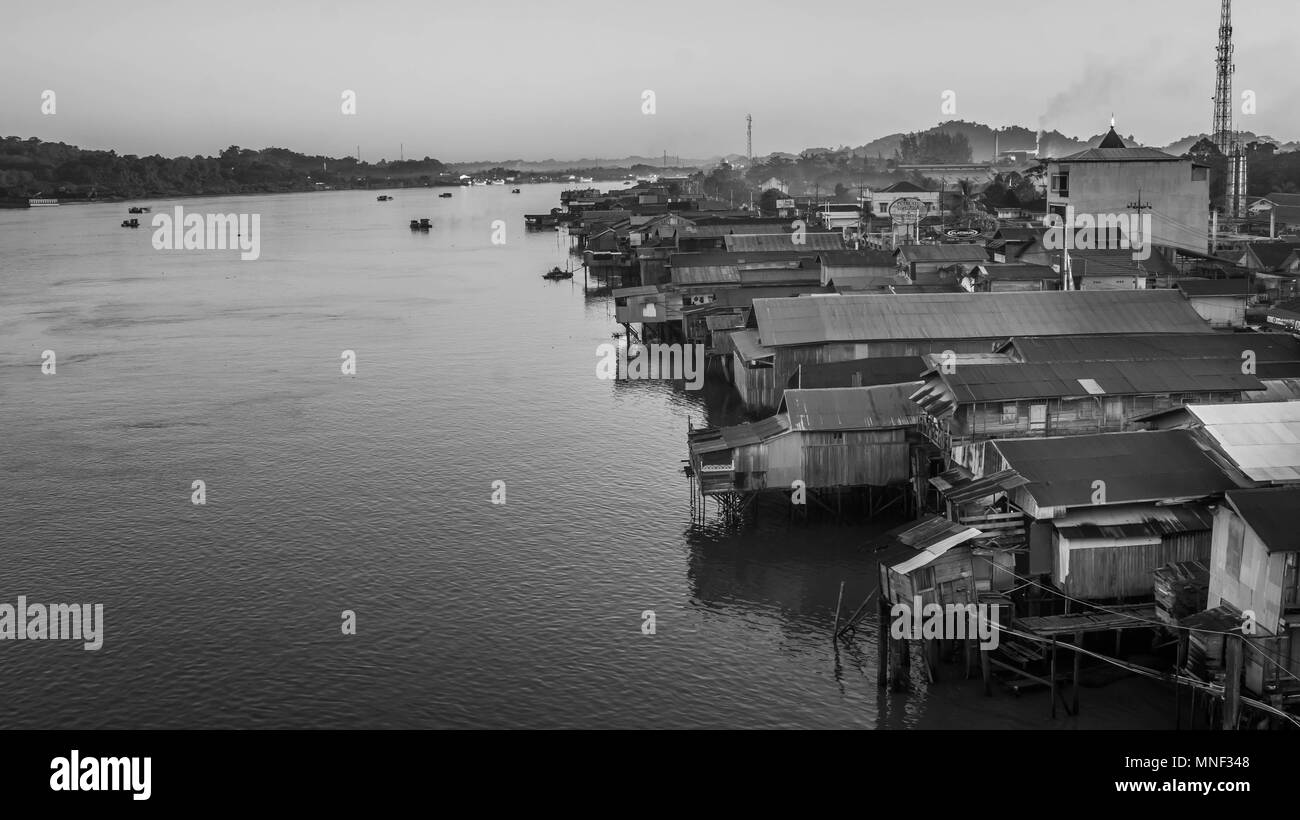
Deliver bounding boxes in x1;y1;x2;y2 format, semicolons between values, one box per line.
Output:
914;567;936;593
1050;170;1070;197
1192;166;1208;181
1226;514;1245;582
1028;403;1048;432
1000;402;1017;424
878;202;888;213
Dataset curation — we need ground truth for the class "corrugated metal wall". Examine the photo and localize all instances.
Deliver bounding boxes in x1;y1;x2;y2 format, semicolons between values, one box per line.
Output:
1063;533;1211;599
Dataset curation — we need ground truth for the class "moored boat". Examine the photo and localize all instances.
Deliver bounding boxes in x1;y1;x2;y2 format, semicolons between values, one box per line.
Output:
542;265;574;280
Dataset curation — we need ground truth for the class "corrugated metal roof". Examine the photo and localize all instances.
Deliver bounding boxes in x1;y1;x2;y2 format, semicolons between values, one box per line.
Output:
726;233;847;252
1053;503;1212;540
778;383;923;431
1226;487;1300;552
670;250;811;268
612;285;661;298
728;328;775;362
1004;333;1300;366
737;268;822;286
688;414;792;456
710;285;832;308
787;355;926;390
935;359;1261;402
929;468;1029;504
993;430;1236;509
1180;402;1300;483
1072;248;1178;277
672;264;740;285
1054;146;1182;162
1176;278;1253;297
884;516;984;575
895;244;988;263
1246;242;1300;271
752;290;1215;348
827;272;901;291
820;250;897;268
976;263;1058;281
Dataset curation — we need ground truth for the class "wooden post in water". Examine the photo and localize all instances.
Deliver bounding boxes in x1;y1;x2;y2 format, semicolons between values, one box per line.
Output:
1223;633;1243;731
832;581;845;643
1175;632;1188;730
877;597;890;687
1072;630;1082;715
1050;636;1059;719
981;643;992;695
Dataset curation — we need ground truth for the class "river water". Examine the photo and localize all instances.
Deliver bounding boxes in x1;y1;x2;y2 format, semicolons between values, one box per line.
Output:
0;185;1176;728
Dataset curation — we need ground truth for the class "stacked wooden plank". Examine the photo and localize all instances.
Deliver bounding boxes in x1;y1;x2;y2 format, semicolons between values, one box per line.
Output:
1153;560;1210;626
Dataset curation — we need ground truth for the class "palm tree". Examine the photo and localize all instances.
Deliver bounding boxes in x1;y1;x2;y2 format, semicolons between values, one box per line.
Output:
954;177;983;225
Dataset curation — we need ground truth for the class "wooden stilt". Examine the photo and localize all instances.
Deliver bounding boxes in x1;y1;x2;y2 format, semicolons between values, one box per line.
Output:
877;598;890;688
1072;630;1082;715
1050;636;1058;719
832;581;845;643
981;644;992;696
1223;633;1242;731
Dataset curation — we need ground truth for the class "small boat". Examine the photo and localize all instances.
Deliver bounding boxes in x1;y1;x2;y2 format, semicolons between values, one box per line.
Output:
121;218;140;228
410;218;432;230
542;266;574;281
377;195;392;201
511;188;521;194
127;206;151;213
439;192;453;198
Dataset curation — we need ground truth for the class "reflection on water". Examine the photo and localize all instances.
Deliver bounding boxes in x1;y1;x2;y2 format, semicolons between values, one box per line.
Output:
0;186;1174;728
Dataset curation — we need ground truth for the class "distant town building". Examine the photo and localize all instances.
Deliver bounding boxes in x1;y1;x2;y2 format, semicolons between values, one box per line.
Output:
1045;124;1210;255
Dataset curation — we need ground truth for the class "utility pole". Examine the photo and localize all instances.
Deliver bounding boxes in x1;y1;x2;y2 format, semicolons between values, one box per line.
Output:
746;114;753;163
1126;188;1152;250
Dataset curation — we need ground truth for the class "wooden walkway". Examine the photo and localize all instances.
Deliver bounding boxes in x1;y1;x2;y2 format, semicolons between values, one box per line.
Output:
1017;605;1157;637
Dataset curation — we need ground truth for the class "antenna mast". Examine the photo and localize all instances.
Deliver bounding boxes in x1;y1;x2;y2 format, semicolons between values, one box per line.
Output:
746;114;753;163
1213;0;1247;219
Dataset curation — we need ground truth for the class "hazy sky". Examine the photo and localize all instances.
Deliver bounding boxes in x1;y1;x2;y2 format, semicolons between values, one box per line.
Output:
4;0;1297;162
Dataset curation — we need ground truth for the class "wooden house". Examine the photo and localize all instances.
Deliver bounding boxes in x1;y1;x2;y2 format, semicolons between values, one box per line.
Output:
893;244;988;282
909;357;1262;474
876;516;1016;610
1140;401;1300;486
685;383;923;496
817;250;899;291
744;290;1217;411
1175;278;1253;329
972;262;1061;292
998;331;1300;375
1205;487;1300;696
725;232;846;253
986;430;1238;600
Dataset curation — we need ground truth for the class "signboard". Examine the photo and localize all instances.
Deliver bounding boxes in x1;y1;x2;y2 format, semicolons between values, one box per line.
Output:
888;197;925;225
945;228;981;239
1268;314;1300;332
776;199;795;209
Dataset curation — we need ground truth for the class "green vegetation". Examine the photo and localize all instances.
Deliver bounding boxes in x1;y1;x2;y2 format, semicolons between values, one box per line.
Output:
0;137;452;200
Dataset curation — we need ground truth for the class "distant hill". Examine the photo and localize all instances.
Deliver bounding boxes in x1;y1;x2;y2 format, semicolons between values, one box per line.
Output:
448;155;713;173
1162;131;1295;155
